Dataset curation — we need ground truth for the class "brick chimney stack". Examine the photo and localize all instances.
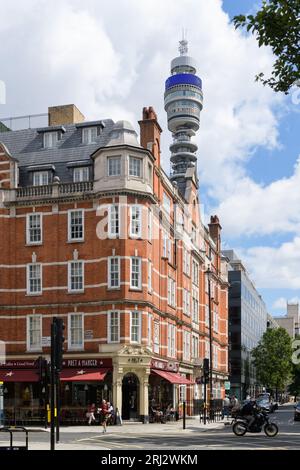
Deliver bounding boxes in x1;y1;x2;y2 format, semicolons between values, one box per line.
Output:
209;215;222;271
138;106;162;167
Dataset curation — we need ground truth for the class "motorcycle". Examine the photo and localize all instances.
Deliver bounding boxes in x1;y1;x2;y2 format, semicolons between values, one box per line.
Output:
232;408;278;437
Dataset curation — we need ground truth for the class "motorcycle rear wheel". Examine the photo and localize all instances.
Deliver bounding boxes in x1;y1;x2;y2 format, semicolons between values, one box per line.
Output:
264;423;278;437
233;421;247;436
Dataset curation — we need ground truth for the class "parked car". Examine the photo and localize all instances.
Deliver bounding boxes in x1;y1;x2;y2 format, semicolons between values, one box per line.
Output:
294;401;300;421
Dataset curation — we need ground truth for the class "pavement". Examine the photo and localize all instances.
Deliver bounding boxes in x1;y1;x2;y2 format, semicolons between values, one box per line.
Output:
0;417;226;450
1;403;298;450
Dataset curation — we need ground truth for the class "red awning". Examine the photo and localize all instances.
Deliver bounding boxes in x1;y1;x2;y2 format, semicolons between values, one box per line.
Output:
152;369;193;385
60;368;109;382
0;370;39;382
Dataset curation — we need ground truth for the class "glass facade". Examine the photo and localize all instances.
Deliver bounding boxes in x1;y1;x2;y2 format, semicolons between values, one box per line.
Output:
228;269;268;400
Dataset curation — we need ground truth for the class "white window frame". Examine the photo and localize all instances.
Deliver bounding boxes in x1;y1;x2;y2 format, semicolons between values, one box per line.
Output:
183;331;191;361
183;289;190;316
26;315;42;351
183;247;190;276
148;313;152;349
130;311;141;344
108;204;120;238
26;263;42;295
68;313;84;350
130;257;142;290
73;166;89;182
213;345;218;369
129;156;142;177
26;213;43;245
154;320;160;354
192;259;199;286
68;261;84;293
162;232;168;258
68;209;84;242
148;261;152;293
192;288;199;324
163;192;171;215
43;131;58;149
108;256;120;289
108;156;121;176
192;334;199;360
148;207;152;242
107;311;120;343
167;324;176;358
82;127;97;144
213;309;219;333
130;205;142;238
33;171;49;186
205;305;209;326
168;277;176;307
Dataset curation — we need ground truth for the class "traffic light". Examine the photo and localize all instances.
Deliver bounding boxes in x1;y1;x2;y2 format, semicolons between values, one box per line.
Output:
203;358;209;382
54;317;65;372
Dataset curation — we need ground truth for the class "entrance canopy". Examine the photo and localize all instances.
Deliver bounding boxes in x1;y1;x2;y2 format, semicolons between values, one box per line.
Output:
60;368;109;382
152;369;193;385
0;370;39;382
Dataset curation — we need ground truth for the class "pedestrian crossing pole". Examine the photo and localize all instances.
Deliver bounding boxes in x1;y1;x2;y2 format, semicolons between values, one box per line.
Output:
50;321;56;451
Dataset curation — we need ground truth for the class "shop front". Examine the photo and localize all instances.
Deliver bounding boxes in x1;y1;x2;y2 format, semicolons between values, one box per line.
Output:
149;359;194;420
0;360;43;425
59;357;113;424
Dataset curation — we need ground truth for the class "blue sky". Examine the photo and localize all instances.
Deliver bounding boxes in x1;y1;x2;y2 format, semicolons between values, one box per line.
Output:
0;0;299;317
220;0;300;316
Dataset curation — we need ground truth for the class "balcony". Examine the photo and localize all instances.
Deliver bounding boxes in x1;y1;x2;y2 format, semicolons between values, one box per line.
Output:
3;181;94;203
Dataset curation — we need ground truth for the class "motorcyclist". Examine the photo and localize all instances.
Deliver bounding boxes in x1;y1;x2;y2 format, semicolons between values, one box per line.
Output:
241;397;259;429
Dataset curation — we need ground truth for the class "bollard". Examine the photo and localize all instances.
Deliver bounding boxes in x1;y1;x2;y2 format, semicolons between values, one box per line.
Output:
183;401;186;430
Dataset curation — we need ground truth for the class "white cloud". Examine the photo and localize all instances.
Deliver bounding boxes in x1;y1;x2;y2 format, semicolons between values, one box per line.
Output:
272;297;288;310
216;156;300;237
0;0;297;295
238;237;300;289
273;296;300;310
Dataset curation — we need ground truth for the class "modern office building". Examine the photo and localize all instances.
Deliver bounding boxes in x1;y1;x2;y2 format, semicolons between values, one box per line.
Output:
275;303;300;338
0;41;228;424
223;250;268;400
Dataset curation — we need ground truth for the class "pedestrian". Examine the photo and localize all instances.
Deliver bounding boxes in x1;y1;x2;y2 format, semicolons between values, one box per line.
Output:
87;403;96;425
98;399;109;433
222;395;230;420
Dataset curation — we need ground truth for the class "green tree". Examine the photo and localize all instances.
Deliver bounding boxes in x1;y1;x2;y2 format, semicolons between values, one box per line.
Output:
233;0;300;93
252;327;293;397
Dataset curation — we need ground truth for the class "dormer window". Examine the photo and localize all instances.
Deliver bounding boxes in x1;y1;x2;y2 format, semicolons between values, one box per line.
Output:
82;127;97;144
33;171;49;186
44;131;59;149
73;167;89;182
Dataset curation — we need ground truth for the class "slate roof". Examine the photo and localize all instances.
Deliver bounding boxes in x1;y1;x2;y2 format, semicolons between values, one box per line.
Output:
0;119;115;186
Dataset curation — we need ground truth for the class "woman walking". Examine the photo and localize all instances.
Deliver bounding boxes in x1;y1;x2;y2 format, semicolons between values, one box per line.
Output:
99;399;109;433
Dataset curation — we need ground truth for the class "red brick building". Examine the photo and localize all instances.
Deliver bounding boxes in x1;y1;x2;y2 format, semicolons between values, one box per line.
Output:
0;43;228;423
0;103;228;423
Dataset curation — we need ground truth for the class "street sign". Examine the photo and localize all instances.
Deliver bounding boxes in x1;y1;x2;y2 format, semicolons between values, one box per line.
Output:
225;381;231;390
42;337;51;347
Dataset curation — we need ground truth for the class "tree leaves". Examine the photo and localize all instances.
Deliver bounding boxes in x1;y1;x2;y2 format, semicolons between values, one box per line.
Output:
252;327;293;391
233;0;300;93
